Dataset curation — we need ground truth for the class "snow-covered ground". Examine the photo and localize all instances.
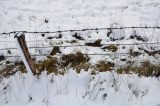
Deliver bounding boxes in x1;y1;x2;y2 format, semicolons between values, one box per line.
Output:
0;0;160;32
0;0;160;106
1;70;160;106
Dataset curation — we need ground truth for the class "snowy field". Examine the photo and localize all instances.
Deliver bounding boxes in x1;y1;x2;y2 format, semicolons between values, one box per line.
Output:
0;0;160;106
0;0;160;32
1;70;160;106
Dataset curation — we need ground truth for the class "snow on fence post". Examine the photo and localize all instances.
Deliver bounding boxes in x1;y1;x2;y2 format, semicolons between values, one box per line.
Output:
14;32;36;75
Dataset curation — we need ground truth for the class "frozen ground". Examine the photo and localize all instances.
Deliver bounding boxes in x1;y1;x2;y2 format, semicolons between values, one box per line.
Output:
0;0;160;106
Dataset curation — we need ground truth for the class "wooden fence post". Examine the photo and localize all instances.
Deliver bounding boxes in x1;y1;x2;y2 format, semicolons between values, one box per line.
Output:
15;33;36;75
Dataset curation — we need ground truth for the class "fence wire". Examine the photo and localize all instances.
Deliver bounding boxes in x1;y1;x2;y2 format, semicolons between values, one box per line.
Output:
0;26;160;58
0;26;160;35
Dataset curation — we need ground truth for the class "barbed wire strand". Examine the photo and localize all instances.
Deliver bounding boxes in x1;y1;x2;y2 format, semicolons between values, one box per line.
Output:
2;52;131;58
0;41;159;51
1;26;160;35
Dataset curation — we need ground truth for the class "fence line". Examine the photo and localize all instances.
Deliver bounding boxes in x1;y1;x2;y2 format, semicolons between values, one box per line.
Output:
0;26;160;35
0;41;159;51
2;52;131;58
0;26;159;58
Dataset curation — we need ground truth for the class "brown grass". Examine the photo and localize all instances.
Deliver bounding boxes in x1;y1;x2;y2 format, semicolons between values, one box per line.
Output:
35;57;58;75
0;61;27;78
117;61;160;77
1;51;160;77
0;65;15;77
61;52;89;67
96;61;115;72
75;63;90;73
86;39;102;47
50;47;61;55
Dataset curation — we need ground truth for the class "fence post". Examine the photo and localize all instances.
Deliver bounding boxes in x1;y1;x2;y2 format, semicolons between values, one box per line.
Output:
15;33;36;75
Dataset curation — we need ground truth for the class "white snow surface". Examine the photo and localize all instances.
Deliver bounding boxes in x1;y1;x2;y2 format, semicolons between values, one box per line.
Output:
0;0;160;106
0;0;160;32
1;70;160;106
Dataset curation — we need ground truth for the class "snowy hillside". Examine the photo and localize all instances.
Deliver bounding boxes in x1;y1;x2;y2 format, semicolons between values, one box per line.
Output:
0;0;160;106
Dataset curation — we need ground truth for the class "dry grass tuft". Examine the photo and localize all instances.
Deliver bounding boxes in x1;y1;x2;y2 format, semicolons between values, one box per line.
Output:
86;39;102;47
50;47;61;55
0;65;15;77
117;61;160;77
61;52;89;68
35;57;59;75
96;61;114;72
75;63;90;73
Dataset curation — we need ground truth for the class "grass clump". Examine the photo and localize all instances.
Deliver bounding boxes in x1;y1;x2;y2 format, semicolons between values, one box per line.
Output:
117;66;134;74
50;47;61;55
75;63;90;73
61;52;89;68
35;51;90;75
96;61;114;72
14;61;27;73
35;57;59;75
0;61;28;78
0;65;15;77
86;39;102;47
117;61;160;77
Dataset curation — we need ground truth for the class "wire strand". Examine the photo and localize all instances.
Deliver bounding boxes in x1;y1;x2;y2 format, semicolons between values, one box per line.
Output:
1;26;160;35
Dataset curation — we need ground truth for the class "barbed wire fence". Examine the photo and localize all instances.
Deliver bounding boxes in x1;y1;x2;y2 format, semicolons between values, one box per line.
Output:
0;26;160;64
1;26;160;35
0;26;159;106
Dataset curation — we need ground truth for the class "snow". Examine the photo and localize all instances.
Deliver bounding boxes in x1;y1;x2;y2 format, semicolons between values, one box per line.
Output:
0;70;160;106
0;0;160;32
0;0;160;106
